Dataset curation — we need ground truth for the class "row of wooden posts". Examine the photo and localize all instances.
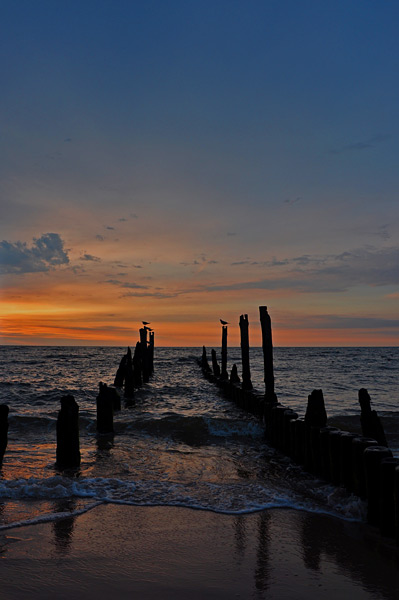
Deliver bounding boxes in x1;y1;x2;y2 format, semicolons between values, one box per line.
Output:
200;305;399;543
0;327;155;471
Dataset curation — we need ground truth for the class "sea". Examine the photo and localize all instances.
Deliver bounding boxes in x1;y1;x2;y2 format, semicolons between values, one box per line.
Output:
0;346;397;533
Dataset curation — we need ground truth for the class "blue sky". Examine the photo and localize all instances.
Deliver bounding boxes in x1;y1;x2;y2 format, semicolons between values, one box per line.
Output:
1;1;398;345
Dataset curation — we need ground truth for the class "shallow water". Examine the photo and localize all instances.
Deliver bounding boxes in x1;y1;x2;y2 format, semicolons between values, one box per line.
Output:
0;346;397;529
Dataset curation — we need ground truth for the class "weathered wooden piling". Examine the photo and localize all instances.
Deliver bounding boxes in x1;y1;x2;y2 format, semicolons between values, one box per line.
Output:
304;390;327;474
339;431;358;491
114;352;127;387
395;466;399;544
96;382;114;434
56;395;81;468
259;306;277;403
221;325;228;379
148;331;155;376
229;364;240;384
211;349;221;377
364;445;393;525
140;328;150;383
379;458;399;538
124;347;135;399
201;346;212;373
239;314;252;390
319;426;339;481
352;436;379;498
133;341;143;387
359;388;388;447
0;404;9;465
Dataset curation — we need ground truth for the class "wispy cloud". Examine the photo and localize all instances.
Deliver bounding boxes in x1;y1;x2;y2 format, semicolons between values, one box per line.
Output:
0;233;69;274
81;253;101;262
329;134;391;155
121;291;180;299
104;279;148;289
197;246;399;294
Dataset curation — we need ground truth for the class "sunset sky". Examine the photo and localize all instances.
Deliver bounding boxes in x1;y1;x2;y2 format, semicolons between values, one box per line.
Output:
1;1;398;346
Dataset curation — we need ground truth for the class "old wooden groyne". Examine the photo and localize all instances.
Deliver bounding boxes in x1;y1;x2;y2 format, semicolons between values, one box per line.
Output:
200;306;399;543
0;325;155;471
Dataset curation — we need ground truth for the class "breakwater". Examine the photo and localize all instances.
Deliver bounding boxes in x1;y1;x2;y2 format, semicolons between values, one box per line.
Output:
200;306;399;543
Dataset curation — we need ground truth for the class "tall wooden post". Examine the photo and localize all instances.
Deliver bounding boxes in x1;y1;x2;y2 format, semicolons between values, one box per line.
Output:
221;325;228;379
0;404;9;466
259;306;276;402
149;331;155;375
56;395;81;468
140;327;149;383
239;314;252;390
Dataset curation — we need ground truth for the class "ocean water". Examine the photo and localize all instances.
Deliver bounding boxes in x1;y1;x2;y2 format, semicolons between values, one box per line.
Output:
0;346;397;532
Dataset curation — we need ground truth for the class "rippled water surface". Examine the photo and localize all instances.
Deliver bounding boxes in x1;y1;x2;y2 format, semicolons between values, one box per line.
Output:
0;346;397;529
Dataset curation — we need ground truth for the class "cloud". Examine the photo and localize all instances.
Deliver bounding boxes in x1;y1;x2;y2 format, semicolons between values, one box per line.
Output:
105;226;115;230
0;233;69;274
121;291;179;299
284;315;399;330
95;235;105;241
81;253;101;262
195;245;399;294
104;279;148;289
330;134;391;155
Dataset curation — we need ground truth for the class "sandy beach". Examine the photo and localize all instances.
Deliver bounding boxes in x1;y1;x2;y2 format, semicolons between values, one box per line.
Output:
0;505;397;599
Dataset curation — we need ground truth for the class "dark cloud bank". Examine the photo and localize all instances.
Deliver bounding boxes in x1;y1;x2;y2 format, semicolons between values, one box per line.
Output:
0;233;69;274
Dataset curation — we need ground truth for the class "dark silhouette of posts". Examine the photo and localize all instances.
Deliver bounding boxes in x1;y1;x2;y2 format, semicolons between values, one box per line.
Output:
133;341;143;387
124;347;135;399
0;404;9;465
239;314;252;390
211;349;221;377
56;395;81;468
148;331;154;376
140;327;150;383
359;388;388;447
221;325;228;379
96;382;114;434
259;306;276;403
114;352;127;387
201;346;212;373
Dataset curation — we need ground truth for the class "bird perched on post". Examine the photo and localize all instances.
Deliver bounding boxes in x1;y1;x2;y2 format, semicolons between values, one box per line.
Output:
220;319;229;325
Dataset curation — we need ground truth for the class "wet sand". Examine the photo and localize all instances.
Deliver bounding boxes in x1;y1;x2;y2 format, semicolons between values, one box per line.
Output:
0;505;398;599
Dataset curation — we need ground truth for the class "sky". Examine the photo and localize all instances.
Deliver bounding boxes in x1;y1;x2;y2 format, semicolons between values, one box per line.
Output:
1;0;398;346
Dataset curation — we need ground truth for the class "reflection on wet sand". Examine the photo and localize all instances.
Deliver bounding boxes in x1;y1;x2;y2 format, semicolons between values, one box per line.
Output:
52;499;77;554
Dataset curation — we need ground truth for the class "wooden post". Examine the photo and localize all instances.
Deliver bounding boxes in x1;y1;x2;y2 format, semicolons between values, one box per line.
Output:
133;341;143;387
140;327;149;383
0;404;9;466
239;314;252;390
259;306;276;403
221;325;228;379
358;388;388;447
96;382;114;434
114;351;127;387
149;331;155;375
201;346;212;373
364;445;392;525
124;349;135;399
56;395;81;468
229;364;240;384
211;349;221;377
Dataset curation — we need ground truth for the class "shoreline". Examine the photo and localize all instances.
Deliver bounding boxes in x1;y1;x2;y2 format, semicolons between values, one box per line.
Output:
0;504;397;599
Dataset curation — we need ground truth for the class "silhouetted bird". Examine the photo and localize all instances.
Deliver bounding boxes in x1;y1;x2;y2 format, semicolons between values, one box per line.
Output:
220;319;229;325
142;321;150;325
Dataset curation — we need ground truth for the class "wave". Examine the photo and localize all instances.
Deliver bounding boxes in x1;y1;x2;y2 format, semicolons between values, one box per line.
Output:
0;474;366;528
131;414;264;445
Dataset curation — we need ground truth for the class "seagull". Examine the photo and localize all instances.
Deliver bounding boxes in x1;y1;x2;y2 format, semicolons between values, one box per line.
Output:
142;321;150;325
220;319;229;325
